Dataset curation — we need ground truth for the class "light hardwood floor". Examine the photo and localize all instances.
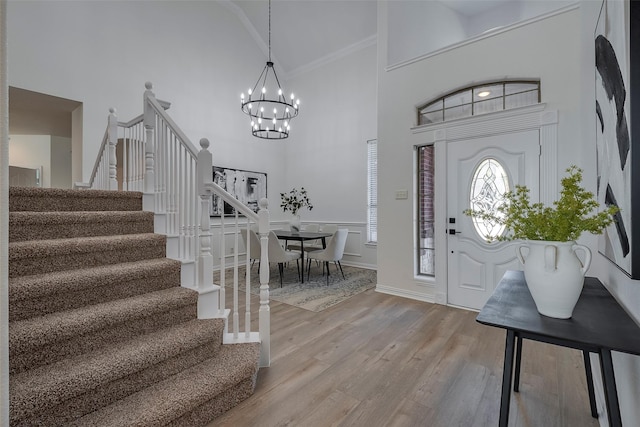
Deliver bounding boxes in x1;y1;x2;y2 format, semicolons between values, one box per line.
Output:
211;286;601;427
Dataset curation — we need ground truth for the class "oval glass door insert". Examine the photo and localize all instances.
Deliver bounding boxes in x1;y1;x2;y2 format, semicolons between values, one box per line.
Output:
469;158;510;240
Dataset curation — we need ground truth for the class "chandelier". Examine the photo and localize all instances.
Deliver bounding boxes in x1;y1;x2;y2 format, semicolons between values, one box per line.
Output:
240;0;300;139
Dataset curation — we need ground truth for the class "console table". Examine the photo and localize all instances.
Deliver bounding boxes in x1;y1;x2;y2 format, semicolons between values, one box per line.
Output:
476;270;640;427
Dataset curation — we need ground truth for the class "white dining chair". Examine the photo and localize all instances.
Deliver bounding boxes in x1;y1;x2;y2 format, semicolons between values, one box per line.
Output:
268;231;301;286
304;223;337;253
240;228;261;271
306;228;348;284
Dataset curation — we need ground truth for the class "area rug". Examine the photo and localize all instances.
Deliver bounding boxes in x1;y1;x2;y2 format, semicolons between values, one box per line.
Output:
221;263;377;312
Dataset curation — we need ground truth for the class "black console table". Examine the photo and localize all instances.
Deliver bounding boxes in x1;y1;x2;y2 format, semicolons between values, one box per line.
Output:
477;270;640;427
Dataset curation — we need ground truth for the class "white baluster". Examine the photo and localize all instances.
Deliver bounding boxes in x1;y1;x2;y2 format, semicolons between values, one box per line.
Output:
143;82;156;195
233;211;239;339
196;138;213;293
108;108;118;190
258;198;270;367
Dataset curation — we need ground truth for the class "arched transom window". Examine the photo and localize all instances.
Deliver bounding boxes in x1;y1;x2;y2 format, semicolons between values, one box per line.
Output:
417;80;540;125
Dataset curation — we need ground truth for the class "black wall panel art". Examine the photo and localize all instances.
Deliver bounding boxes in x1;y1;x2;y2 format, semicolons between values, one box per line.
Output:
595;0;640;278
210;166;267;216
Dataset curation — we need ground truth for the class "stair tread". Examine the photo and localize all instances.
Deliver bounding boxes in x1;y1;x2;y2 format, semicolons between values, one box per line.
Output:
9;187;143;212
9;210;153;223
69;343;261;427
10;318;225;422
9;258;181;302
10;287;197;352
8;233;165;259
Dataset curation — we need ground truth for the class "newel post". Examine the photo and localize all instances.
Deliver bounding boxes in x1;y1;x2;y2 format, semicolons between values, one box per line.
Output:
257;198;271;367
143;82;155;195
196;138;217;318
107;108;118;190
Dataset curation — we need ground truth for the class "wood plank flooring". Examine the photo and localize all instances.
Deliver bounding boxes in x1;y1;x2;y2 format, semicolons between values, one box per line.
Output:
210;286;601;427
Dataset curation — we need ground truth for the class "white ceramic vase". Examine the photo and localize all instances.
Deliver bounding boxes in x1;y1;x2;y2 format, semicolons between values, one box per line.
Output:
516;240;591;319
290;214;301;234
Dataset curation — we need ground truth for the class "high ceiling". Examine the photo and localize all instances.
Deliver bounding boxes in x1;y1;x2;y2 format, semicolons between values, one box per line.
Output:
230;0;378;76
229;0;522;76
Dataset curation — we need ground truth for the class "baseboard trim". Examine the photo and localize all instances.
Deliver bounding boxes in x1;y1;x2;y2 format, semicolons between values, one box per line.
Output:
375;284;436;304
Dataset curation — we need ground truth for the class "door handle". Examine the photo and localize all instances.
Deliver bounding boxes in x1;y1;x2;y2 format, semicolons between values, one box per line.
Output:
448;229;461;235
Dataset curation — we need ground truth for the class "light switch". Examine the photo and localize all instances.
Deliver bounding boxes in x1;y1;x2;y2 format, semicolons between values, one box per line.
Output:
395;190;408;200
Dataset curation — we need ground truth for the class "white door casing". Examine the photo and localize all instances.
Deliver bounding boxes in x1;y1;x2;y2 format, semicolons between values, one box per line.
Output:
411;104;558;307
447;131;540;310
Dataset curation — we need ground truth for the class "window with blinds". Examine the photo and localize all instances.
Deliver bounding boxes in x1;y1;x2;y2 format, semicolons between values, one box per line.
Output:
367;139;377;243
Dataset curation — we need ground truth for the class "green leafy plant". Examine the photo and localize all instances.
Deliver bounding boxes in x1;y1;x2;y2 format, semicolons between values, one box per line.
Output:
280;187;313;215
464;166;619;242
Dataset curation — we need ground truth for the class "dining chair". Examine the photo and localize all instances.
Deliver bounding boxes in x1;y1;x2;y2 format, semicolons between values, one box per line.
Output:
306;228;348;284
240;228;261;271
267;231;301;286
303;223;337;253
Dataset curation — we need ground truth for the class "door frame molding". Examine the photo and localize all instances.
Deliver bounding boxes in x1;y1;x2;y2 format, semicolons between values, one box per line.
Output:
411;103;558;305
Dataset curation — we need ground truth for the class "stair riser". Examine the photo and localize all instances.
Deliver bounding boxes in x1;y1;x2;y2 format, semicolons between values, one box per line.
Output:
9;241;166;278
10;304;197;375
9;214;154;242
14;341;222;426
10;266;181;322
167;376;257;427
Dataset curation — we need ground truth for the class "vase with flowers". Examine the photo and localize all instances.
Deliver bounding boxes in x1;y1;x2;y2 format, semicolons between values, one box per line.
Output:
280;187;313;234
464;166;618;319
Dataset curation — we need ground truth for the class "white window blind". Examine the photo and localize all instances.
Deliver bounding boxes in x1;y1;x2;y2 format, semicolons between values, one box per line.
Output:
367;139;377;243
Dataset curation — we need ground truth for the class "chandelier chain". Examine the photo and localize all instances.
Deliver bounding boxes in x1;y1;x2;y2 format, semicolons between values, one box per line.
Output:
268;0;272;62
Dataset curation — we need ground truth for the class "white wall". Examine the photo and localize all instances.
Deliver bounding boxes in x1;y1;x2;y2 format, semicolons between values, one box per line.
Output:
580;1;640;425
50;136;72;189
377;3;582;300
281;44;378;268
9;135;50;187
387;0;576;67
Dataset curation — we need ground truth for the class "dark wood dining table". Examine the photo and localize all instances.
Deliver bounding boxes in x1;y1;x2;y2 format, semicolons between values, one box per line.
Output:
273;230;332;283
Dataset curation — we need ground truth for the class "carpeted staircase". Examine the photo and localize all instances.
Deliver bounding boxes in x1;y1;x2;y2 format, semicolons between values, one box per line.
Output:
8;186;261;426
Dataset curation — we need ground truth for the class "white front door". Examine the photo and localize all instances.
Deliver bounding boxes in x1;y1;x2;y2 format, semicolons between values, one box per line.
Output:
447;130;540;310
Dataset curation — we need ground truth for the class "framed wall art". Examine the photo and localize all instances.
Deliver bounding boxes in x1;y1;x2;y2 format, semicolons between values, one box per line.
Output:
595;0;640;278
210;166;267;216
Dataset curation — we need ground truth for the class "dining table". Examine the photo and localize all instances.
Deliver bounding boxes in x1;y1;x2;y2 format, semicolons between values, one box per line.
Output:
273;229;332;283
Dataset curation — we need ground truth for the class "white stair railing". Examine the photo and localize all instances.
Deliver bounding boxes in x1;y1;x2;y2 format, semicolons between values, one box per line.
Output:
87;82;271;367
86;108;118;190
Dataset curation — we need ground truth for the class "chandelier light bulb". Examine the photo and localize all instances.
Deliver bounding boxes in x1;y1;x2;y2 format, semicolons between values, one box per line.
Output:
258;117;262;124
241;93;245;100
278;89;283;96
284;120;288;127
248;88;252;95
262;87;266;94
290;93;294;100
